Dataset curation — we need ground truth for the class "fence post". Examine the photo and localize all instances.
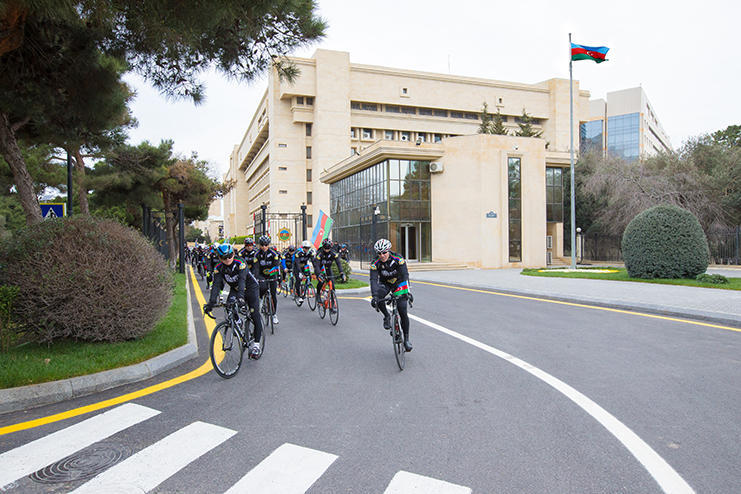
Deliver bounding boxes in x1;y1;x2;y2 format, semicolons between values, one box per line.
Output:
736;225;740;263
260;204;267;237
178;203;185;274
300;204;307;241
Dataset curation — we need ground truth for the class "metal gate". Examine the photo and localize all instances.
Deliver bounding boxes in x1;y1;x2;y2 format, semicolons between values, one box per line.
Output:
142;206;169;259
265;212;306;251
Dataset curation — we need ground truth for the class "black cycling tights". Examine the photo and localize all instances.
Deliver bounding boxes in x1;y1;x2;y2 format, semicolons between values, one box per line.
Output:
375;284;410;338
259;279;278;313
228;288;263;343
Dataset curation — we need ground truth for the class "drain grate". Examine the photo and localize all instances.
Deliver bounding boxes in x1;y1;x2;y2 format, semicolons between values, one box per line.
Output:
30;442;131;484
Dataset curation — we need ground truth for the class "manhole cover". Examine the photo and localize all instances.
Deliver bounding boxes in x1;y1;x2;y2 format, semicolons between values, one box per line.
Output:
30;442;131;484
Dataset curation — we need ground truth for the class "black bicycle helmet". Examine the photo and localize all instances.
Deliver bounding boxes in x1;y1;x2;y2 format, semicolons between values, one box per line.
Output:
321;239;332;249
258;235;271;246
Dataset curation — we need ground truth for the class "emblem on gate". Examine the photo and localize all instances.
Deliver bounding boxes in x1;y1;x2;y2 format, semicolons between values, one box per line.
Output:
278;228;291;241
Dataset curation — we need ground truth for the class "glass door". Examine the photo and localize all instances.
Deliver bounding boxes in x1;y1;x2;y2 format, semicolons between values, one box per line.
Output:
400;224;418;261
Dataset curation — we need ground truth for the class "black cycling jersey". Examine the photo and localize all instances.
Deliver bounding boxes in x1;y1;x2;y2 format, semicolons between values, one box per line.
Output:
238;247;258;272
282;249;296;271
314;248;343;279
208;258;257;305
255;248;281;279
369;251;409;288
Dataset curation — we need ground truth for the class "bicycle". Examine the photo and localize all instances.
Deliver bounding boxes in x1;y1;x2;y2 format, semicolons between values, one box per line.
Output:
280;271;292;298
205;299;264;379
294;265;316;311
196;258;206;280
317;275;340;325
260;278;277;335
376;294;412;371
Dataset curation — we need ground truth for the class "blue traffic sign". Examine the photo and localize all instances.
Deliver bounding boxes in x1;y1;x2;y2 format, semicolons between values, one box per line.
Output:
40;203;66;219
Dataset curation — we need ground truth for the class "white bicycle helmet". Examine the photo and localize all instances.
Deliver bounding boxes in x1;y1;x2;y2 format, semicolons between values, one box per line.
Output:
302;240;312;248
374;238;392;253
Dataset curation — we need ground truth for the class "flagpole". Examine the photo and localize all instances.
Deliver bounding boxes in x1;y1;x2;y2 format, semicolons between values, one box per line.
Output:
569;32;576;270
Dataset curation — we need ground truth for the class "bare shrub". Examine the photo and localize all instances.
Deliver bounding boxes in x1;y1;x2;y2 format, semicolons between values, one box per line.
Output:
0;216;172;343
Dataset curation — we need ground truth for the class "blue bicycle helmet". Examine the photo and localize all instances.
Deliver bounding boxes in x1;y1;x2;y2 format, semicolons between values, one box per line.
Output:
216;243;234;258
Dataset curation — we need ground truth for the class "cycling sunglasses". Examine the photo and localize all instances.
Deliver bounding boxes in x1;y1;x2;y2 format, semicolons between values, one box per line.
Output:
219;253;235;260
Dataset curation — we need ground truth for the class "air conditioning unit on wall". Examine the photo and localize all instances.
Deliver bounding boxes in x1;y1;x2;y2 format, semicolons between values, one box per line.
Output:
429;162;444;173
546;251;553;265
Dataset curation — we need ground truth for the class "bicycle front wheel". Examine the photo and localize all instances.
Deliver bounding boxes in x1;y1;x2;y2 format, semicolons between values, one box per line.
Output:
210;322;243;378
392;314;405;371
318;289;327;319
329;290;339;326
306;284;316;311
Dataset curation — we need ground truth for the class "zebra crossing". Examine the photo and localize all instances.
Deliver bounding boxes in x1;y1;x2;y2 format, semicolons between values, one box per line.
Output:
0;403;472;493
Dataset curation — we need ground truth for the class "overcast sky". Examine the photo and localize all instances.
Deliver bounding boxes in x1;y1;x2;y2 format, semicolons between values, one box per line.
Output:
124;0;741;177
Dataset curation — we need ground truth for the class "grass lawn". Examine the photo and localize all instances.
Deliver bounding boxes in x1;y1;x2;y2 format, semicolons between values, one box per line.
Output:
521;267;741;290
0;272;188;389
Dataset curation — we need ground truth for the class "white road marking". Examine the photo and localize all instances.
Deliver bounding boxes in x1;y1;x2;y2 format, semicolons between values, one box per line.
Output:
224;442;338;494
70;421;236;493
409;313;695;494
0;403;160;489
384;470;472;493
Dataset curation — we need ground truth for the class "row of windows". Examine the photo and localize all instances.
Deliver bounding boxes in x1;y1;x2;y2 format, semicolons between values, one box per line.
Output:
350;128;455;143
545;167;564;223
294;96;314;106
350;101;542;124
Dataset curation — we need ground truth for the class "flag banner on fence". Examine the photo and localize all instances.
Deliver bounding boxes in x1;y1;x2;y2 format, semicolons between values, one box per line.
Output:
571;43;609;63
310;210;334;249
393;281;409;296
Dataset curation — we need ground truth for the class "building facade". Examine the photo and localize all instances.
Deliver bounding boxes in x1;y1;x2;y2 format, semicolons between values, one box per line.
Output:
222;49;591;256
581;87;672;160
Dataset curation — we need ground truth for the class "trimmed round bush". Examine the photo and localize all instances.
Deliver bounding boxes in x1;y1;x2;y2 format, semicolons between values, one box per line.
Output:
0;216;172;343
621;205;709;279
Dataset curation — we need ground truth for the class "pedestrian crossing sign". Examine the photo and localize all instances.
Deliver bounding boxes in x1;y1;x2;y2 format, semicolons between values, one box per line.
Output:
40;203;66;219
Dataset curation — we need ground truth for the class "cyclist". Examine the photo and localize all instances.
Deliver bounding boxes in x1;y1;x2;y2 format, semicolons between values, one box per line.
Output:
292;240;315;302
369;238;412;352
255;235;281;324
314;239;347;304
282;245;297;289
203;243;263;359
205;245;219;289
338;243;350;261
238;238;258;272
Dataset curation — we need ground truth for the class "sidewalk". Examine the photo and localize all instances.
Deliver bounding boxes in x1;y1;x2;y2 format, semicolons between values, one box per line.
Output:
405;268;741;327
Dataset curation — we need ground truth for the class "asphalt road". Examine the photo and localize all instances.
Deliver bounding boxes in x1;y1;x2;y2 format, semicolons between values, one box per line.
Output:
1;272;739;493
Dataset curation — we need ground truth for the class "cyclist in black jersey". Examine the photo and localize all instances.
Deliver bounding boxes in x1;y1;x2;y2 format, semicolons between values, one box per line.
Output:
292;240;315;301
238;238;257;272
370;238;413;352
314;239;346;303
203;243;263;359
255;235;281;324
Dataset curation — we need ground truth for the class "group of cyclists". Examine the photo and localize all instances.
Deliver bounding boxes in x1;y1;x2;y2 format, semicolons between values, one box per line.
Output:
194;235;413;362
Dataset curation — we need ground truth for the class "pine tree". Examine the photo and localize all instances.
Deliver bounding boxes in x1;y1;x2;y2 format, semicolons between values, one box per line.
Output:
491;110;508;135
479;102;493;134
515;109;543;138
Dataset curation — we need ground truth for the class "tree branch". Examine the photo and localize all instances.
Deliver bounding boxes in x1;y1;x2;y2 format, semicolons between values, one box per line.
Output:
10;116;30;132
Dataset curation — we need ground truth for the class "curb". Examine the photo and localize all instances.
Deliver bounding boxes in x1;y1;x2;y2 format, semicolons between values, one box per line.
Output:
336;286;370;295
0;274;200;416
409;277;741;328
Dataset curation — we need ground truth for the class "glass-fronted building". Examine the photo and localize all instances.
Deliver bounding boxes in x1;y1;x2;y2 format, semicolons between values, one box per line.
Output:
330;159;432;262
606;113;640;161
579;119;604;155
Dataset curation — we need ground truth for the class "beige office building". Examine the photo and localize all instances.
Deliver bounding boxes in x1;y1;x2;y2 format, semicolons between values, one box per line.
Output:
223;49;591;267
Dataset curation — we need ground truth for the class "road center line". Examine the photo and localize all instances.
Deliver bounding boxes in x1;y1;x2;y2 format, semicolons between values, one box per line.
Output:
408;313;695;494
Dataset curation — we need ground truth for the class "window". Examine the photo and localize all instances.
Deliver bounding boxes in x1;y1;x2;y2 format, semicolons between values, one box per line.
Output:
400;131;410;142
306;146;312;159
350;128;356;138
498;97;503;104
306;169;312;181
450;111;464;119
278;166;287;171
351;102;361;110
296;96;304;105
401;106;416;115
433;109;448;117
362;103;378;111
278;143;287;148
419;108;433;116
546;167;564;222
305;97;313;105
402;87;408;95
306;191;312;204
362;128;373;139
279;189;288;194
305;123;312;136
385;105;401;113
508;157;522;262
384;130;394;140
464;113;479;120
433;133;442;143
417;133;426;143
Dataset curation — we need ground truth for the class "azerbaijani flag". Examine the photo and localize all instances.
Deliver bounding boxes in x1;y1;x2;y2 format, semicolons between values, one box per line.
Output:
310;210;334;249
268;265;280;277
393;281;409;296
571;43;609;63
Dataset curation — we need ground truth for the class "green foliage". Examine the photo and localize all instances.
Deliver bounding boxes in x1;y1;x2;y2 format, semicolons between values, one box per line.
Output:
229;235;254;245
515;109;542;138
695;273;729;284
478;102;493;134
478;102;508;136
491;110;508;135
711;124;741;148
0;285;19;352
91;204;132;225
0;216;172;343
339;259;352;281
185;225;204;243
621;205;709;279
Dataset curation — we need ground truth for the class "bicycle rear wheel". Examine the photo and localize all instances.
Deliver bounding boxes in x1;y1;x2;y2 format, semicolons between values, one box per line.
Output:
392;313;405;371
281;279;288;297
306;284;316;311
318;289;327;319
329;290;339;325
261;295;274;335
210;322;243;378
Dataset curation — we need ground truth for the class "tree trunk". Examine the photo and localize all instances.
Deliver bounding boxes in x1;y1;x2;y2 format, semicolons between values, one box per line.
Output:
73;148;90;215
162;193;177;269
0;111;42;224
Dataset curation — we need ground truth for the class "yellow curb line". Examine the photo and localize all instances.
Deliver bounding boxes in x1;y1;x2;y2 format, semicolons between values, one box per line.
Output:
0;267;215;436
353;272;741;333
